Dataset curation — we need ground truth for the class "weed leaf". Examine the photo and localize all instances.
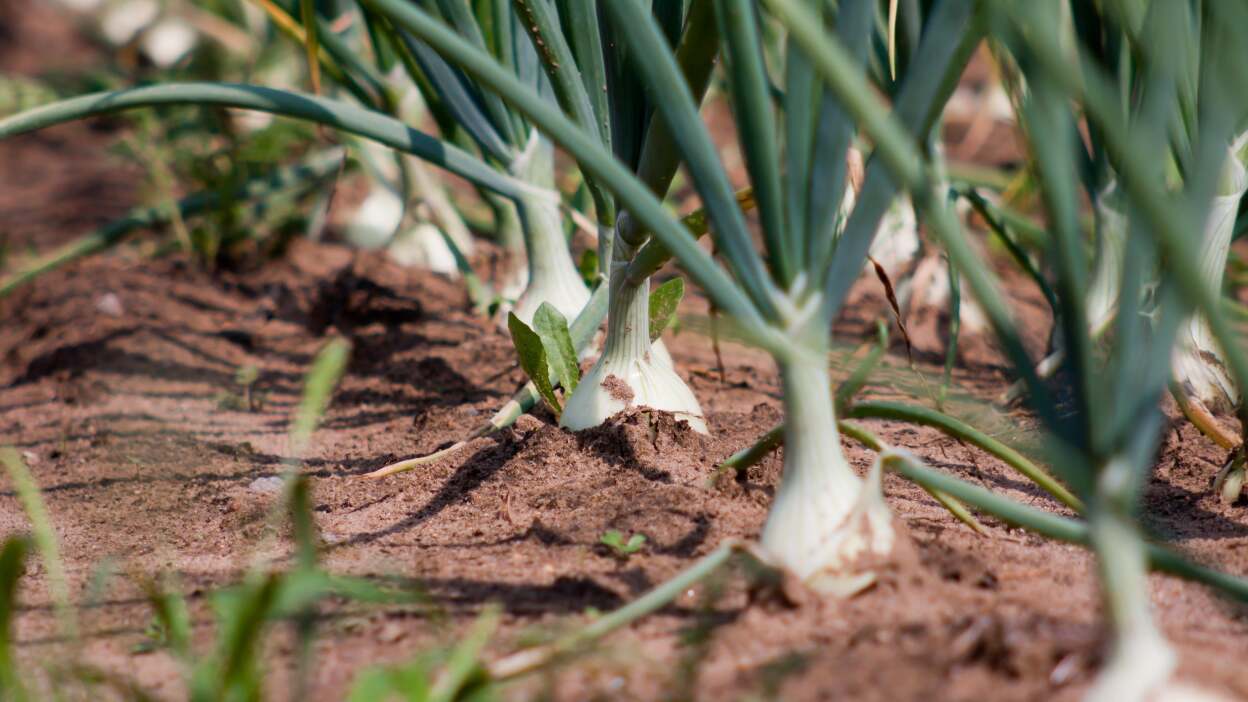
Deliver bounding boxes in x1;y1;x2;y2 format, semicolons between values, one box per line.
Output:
649;277;685;343
533;302;580;395
507;313;561;414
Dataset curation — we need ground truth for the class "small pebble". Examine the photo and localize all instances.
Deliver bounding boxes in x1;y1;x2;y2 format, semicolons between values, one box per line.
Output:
376;621;406;644
247;476;284;495
95;293;124;317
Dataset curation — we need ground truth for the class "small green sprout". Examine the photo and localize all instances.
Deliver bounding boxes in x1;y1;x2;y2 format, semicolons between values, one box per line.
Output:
599;530;646;558
217;364;264;412
132;617;170;654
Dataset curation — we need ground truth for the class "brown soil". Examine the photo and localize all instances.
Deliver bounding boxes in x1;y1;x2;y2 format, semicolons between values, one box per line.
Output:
3;9;1248;702
0;0;145;255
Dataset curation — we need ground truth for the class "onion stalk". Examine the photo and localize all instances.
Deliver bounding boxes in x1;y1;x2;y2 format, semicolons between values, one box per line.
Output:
1083;465;1178;702
558;0;720;433
761;353;894;593
978;4;1248;698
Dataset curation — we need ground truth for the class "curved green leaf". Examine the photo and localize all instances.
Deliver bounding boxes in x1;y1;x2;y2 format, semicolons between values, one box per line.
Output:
507;312;561;414
0;82;542;203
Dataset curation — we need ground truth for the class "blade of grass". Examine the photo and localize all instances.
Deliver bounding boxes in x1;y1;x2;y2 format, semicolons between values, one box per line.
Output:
0;449;76;639
291;337;352;456
487;541;740;680
430;606;499;702
717;425;783;477
0;538;29;700
298;0;321;94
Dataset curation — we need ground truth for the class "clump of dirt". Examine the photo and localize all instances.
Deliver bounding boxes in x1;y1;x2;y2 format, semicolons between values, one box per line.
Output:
601;373;636;405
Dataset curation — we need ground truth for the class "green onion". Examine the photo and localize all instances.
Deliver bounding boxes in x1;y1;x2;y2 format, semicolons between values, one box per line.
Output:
561;0;720;434
1171;133;1248;414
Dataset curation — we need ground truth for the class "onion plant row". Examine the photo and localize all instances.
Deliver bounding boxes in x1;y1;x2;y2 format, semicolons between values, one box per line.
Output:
5;2;1248;700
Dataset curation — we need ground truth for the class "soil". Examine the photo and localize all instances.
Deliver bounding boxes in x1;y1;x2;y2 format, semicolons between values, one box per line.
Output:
3;8;1248;702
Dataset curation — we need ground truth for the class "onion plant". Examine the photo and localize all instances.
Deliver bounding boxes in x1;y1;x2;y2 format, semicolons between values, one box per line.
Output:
242;0;482;282
1002;6;1248;695
550;0;721;434
24;0;605;325
732;0;1248;693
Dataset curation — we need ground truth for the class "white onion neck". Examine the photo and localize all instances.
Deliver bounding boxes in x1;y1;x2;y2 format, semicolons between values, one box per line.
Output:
1085;482;1176;702
559;232;706;433
760;356;894;595
601;240;652;364
507;139;590;325
769;359;861;523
